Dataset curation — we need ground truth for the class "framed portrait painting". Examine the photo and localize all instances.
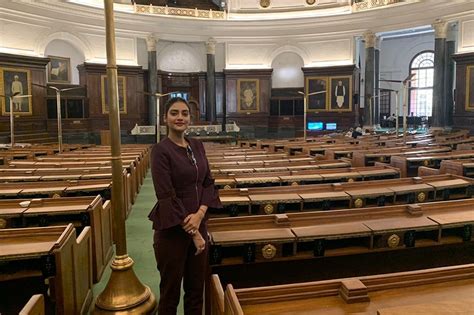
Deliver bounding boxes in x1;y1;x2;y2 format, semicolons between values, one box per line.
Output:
48;56;71;83
0;67;32;116
306;77;328;112
101;75;127;114
329;76;352;112
237;79;259;113
466;65;474;111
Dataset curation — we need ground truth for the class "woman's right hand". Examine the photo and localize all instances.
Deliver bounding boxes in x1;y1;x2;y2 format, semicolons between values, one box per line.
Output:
192;232;206;256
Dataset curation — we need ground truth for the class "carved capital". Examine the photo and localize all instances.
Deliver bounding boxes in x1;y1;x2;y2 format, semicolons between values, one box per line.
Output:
206;37;216;55
363;31;376;48
432;19;448;39
146;34;157;52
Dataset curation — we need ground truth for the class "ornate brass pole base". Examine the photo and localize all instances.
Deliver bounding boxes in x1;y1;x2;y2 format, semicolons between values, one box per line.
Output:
93;255;157;314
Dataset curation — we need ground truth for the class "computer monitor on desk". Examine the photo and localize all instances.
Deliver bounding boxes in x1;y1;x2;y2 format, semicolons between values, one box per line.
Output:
308;122;324;131
326;123;337;131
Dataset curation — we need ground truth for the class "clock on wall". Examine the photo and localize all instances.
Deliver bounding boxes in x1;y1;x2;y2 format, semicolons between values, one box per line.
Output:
260;0;270;8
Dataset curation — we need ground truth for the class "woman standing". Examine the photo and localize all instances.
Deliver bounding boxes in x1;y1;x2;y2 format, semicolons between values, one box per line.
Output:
149;97;222;315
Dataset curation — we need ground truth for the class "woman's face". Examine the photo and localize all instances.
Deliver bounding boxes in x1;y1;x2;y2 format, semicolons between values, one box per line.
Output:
165;101;190;133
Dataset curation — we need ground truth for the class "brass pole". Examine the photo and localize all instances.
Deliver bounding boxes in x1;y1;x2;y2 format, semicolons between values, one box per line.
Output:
395;91;399;137
9;97;14;147
94;0;156;313
303;95;307;141
56;91;63;153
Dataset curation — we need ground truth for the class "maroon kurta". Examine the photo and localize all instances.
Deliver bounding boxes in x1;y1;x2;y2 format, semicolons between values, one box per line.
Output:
149;137;222;231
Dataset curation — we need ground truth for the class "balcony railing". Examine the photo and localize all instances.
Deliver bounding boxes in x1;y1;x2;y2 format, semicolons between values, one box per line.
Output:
133;3;226;19
352;0;401;11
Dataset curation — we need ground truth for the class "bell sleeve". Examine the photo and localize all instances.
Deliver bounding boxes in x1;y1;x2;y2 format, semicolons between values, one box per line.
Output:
149;144;187;230
198;141;223;209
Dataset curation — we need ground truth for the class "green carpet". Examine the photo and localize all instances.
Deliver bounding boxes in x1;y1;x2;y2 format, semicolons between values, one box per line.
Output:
91;171;185;314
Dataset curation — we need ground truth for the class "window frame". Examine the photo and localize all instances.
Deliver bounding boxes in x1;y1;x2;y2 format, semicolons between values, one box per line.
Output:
408;50;435;117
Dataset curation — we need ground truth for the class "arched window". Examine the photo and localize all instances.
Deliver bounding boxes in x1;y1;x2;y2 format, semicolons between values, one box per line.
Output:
409;51;434;117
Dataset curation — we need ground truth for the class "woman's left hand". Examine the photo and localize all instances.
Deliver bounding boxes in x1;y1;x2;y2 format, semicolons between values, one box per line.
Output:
182;211;204;234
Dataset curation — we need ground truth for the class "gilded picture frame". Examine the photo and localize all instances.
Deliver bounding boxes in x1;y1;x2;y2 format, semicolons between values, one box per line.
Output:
465;65;474;111
0;67;33;116
101;75;127;114
329;76;352;112
306;76;329;112
237;79;259;113
47;55;71;84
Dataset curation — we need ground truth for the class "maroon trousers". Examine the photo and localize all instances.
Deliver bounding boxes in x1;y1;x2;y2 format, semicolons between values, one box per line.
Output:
153;225;208;315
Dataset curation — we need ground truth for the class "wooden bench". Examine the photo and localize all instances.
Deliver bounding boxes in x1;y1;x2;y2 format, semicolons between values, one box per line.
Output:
207;151;269;159
211;160;351;176
206;199;474;306
211;264;474;315
19;294;45;315
0;195;113;283
391;150;474;177
216;174;474;216
209;198;474;265
0;168;133;215
0;224;92;315
438;159;474;178
352;146;452;167
0;178;112;200
208;153;290;162
427;136;474;149
32;156;143;190
214;165;400;189
7;160;138;207
434;129;469;142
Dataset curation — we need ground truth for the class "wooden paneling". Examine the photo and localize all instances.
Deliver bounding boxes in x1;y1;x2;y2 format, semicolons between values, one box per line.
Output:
0;53;49;134
224;69;273;134
302;65;357;130
157;70;203;123
78;63;146;132
453;52;474;134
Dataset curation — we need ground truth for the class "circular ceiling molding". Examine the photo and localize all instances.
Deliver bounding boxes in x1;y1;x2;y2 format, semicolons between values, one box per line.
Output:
260;0;271;9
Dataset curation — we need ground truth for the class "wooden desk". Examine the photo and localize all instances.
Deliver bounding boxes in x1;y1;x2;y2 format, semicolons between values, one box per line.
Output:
212;264;474;315
0;196;112;283
216;175;473;216
0;224;92;315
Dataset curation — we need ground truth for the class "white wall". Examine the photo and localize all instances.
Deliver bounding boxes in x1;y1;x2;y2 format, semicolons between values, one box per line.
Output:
380;33;434;115
225;36;353;69
44;39;85;84
136;39;224;72
156;42;205;73
137;38;148;70
458;16;474;53
215;43;225;72
271;52;304;88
